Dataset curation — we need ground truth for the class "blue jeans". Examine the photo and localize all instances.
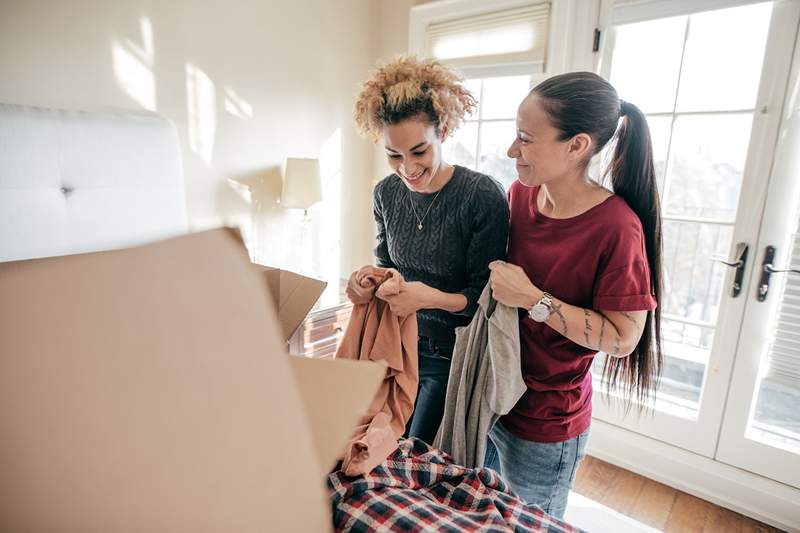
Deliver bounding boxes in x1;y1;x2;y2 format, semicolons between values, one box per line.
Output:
405;336;453;445
484;421;589;520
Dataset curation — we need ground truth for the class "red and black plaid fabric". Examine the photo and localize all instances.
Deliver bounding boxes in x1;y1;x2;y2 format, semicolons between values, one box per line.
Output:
327;438;583;532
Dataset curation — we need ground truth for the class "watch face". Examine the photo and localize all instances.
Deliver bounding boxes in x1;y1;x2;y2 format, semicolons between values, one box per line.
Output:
530;303;550;322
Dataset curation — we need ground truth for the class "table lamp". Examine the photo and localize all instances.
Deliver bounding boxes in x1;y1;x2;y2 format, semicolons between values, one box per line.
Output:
281;157;322;215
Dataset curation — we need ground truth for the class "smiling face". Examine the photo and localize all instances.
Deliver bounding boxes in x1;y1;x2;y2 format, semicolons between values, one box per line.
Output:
507;94;580;188
383;117;448;193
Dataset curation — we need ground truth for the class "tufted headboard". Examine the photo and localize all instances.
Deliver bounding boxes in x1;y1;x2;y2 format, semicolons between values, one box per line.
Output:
0;104;188;262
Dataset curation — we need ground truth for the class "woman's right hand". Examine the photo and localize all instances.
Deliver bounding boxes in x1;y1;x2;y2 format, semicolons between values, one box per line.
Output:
345;266;376;304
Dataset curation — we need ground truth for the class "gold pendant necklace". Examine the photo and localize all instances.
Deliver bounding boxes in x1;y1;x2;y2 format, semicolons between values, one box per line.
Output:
408;188;442;231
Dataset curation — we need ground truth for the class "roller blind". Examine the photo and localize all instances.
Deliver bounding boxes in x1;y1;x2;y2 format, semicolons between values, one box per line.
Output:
425;3;550;68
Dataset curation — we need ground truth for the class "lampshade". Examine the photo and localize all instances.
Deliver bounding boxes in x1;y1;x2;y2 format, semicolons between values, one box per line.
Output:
281;157;322;209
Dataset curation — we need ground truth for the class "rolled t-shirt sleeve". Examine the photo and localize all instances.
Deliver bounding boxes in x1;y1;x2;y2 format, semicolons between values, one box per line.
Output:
592;223;657;312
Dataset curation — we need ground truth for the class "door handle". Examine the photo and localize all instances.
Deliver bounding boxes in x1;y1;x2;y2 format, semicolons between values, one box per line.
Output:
764;263;800;275
710;242;748;297
758;245;800;301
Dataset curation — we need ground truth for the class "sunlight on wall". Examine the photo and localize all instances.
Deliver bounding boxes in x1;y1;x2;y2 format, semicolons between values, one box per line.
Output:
186;62;217;166
316;127;342;304
226;176;254;205
224;176;255;255
224;87;253;120
111;16;156;110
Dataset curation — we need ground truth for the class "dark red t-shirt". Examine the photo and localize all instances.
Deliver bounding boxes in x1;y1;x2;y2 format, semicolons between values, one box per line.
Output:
500;182;657;443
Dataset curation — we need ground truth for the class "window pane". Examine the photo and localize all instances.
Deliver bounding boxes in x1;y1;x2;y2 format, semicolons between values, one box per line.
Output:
646;115;672;187
750;381;800;453
443;121;478;169
477;120;517;190
664;114;753;221
609;16;686;113
661;347;708;410
662;220;733;322
481;75;530;120
749;210;800;454
463;78;482;119
592;350;704;418
676;3;773;112
663;319;714;365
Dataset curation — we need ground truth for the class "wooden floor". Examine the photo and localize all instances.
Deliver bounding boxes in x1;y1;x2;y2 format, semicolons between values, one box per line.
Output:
572;456;783;532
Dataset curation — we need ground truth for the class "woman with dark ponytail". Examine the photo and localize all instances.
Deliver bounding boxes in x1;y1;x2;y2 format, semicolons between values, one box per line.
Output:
486;71;662;519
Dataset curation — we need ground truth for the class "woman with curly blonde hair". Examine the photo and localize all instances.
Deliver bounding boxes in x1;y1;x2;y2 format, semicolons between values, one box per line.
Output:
346;56;510;445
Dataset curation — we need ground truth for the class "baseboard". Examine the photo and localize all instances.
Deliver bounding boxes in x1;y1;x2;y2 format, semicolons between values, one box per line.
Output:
587;419;800;532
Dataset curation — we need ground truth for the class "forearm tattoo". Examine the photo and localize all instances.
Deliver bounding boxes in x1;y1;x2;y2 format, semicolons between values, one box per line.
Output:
599;315;606;351
612;336;621;356
583;309;593;345
621;311;642;335
551;301;568;336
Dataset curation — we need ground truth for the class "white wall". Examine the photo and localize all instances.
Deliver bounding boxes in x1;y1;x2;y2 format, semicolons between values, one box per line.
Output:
0;0;380;280
371;0;415;186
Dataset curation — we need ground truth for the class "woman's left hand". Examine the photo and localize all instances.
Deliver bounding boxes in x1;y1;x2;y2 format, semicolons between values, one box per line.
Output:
489;260;540;309
379;281;431;317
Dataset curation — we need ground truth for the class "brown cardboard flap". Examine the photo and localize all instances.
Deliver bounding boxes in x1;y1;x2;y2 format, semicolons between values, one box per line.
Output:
253;264;327;340
0;229;329;532
289;356;386;473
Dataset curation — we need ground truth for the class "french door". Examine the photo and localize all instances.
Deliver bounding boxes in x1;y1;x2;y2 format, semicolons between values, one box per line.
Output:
716;17;800;487
591;0;800;488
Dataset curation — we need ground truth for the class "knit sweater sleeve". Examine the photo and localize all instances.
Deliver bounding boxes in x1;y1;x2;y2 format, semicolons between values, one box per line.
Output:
452;179;509;316
373;181;396;269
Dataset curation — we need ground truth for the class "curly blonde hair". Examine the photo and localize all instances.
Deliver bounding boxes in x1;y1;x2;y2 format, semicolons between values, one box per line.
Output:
354;55;477;142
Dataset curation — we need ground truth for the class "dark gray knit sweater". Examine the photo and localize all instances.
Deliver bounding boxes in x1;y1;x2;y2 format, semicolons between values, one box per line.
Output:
373;165;510;348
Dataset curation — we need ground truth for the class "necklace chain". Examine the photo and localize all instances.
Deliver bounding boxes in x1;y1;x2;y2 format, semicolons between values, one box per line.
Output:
408;189;442;231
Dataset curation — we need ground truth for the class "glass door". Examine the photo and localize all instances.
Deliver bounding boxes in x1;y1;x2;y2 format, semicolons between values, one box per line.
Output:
592;0;800;457
716;17;800;487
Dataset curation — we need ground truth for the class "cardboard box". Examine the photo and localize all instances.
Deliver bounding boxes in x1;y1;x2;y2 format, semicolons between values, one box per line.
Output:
0;228;382;532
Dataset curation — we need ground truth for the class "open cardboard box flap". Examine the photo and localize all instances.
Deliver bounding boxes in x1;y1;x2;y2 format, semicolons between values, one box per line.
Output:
0;228;382;532
253;264;328;340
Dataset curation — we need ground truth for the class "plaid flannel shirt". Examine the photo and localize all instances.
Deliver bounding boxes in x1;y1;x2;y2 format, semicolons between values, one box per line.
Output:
328;438;583;533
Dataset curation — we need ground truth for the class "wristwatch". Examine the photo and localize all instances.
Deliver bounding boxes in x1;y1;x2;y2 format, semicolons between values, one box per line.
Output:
528;292;554;322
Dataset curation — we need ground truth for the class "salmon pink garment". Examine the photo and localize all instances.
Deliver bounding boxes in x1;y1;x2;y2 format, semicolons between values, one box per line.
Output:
336;267;419;476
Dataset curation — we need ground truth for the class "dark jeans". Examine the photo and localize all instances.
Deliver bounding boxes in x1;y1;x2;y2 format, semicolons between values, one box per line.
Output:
405;336;453;445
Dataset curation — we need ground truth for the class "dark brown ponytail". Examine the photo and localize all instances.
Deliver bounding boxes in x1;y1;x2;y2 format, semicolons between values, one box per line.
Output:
606;99;663;404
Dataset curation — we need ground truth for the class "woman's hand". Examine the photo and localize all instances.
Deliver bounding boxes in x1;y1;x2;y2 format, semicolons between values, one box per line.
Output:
345;267;376;305
489;260;541;309
379;281;432;317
